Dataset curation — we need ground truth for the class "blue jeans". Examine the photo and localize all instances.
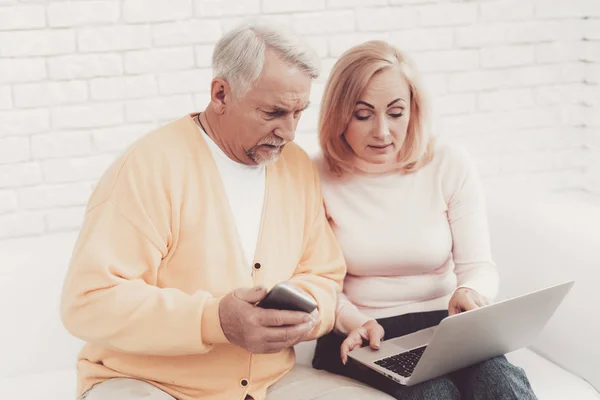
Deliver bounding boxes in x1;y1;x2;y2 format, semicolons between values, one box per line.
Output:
313;310;538;400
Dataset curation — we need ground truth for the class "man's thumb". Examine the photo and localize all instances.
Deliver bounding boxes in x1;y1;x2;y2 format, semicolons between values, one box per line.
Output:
233;286;267;304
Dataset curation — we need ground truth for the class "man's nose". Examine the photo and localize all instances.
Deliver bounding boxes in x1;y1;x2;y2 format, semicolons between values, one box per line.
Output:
275;114;297;143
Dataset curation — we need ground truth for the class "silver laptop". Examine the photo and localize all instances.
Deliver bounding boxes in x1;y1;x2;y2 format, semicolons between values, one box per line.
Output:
348;281;574;386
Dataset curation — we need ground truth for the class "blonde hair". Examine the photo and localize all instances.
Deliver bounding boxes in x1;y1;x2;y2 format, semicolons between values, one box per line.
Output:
319;40;435;175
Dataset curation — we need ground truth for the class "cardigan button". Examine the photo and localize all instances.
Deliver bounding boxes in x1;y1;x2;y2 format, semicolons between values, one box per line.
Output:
240;378;249;387
253;263;261;270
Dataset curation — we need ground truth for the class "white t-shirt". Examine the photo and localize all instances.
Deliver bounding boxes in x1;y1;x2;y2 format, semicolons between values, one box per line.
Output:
200;126;266;271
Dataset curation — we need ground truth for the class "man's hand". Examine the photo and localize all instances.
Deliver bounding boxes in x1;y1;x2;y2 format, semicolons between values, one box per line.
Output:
340;320;385;365
219;287;317;354
448;287;490;316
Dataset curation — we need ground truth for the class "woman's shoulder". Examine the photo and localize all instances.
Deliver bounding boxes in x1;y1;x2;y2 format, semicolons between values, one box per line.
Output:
431;140;477;176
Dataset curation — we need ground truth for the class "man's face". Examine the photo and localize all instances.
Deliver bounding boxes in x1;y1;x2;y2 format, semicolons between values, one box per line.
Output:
221;50;312;165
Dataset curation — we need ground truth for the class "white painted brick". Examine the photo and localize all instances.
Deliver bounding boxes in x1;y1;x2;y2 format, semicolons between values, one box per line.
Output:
413;50;479;73
220;15;292;33
0;58;46;84
90;75;158;101
357;7;418;32
455;24;505;48
481;45;535;68
329;0;386;7
52;103;124;130
561;62;586;84
586;64;600;85
126;95;196;123
558;20;586;41
553;148;587;170
14;81;88;109
124;0;193;23
158;69;213;95
292;11;355;34
309;82;325;106
535;42;580;64
0;189;17;215
438;113;501;137
418;4;478;27
46;206;86;232
421;73;447;96
534;84;585;106
0;109;49;137
125;47;195;74
0;163;42;188
263;0;325;14
303;36;329;58
390;28;453;52
48;1;120;27
48;54;123;80
329;33;389;57
153;20;221;47
478;89;535;111
18;182;93;210
584;19;600;40
295;106;319;134
582;41;600;63
535;0;599;19
0;212;45;239
195;92;211;109
0;86;11;110
42;154;117;184
481;0;534;22
92;123;156;153
0;30;75;57
432;93;476;116
505;65;562;86
78;25;152;52
0;137;30;164
195;0;260;17
581;83;600;107
316;58;337;84
195;44;215;67
31;131;93;160
0;5;45;30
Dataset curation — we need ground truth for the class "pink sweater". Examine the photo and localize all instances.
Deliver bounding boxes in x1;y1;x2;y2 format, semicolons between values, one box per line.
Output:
315;142;499;335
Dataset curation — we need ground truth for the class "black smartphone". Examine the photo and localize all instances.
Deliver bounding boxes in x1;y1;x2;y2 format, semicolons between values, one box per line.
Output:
256;282;318;313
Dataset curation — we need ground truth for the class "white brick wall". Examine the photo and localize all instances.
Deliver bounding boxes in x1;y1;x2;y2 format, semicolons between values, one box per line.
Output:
0;0;597;241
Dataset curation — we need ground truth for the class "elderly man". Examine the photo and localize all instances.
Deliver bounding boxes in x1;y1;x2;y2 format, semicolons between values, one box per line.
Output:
60;20;392;400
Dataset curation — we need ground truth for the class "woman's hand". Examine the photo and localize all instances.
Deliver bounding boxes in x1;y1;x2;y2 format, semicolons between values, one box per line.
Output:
340;320;385;365
448;287;490;316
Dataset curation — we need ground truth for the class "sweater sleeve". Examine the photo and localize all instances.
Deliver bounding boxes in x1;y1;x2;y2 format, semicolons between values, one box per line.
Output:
445;147;499;301
288;163;347;341
60;150;229;357
334;292;375;335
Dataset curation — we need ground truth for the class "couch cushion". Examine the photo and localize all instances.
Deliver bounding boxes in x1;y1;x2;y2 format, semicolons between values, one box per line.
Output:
0;233;83;378
0;369;76;400
294;341;600;400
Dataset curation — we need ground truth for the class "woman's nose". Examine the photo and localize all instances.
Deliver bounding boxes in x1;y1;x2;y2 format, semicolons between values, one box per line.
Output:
372;116;390;140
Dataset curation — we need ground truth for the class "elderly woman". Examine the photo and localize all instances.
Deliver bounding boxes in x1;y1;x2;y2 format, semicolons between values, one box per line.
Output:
311;40;538;400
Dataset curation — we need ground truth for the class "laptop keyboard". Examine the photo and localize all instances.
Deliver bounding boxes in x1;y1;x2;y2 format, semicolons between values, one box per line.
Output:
374;346;427;378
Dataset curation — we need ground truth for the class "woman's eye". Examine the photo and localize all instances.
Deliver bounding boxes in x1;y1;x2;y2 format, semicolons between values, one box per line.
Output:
355;112;371;121
388;107;404;118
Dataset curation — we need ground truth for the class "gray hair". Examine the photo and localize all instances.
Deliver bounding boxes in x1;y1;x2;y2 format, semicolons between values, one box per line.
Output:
212;20;321;98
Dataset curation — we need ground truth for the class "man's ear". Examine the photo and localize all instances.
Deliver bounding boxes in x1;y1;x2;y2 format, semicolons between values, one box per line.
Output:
210;78;231;115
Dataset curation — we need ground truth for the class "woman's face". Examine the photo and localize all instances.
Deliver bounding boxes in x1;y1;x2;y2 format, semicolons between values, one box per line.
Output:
344;67;411;165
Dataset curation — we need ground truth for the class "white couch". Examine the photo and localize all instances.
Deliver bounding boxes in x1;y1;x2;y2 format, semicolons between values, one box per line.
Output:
1;183;599;400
